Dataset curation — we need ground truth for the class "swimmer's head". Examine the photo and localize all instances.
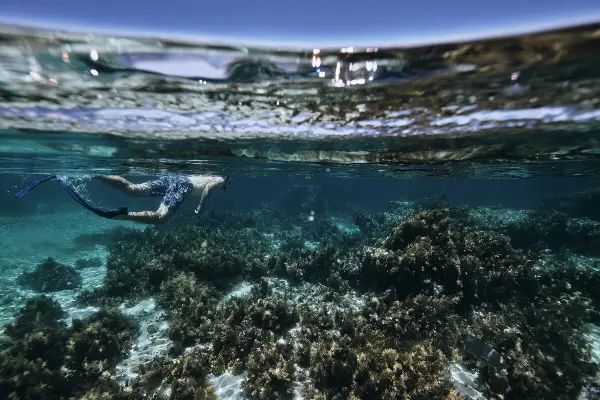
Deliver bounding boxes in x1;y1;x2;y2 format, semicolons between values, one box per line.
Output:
223;176;232;190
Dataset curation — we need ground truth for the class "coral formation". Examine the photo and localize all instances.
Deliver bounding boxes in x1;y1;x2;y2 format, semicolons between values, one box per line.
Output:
96;222;272;302
157;271;219;349
6;198;600;400
3;295;66;339
0;296;140;400
502;209;600;257
66;310;139;378
17;257;82;292
133;351;217;399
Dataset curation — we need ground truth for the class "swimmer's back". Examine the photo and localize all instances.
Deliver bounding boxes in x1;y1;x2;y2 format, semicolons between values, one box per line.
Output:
189;175;225;196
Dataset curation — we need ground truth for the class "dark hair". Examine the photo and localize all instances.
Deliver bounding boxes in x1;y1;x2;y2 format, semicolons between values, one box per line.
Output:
223;176;232;190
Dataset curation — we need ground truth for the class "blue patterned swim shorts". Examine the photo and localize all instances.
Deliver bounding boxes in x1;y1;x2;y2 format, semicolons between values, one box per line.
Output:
148;175;193;210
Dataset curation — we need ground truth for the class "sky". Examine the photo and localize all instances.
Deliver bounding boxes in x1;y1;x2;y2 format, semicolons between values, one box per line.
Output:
0;0;600;48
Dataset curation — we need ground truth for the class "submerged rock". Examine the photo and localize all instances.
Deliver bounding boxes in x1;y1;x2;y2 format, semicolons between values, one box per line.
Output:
66;309;139;377
17;257;82;292
0;296;140;400
3;295;66;339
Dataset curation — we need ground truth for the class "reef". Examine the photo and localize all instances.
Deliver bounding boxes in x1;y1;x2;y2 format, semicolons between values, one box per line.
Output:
66;310;139;379
6;198;600;400
134;356;218;399
0;296;140;399
157;271;220;350
96;220;273;303
541;188;600;222
501;209;600;256
17;257;82;292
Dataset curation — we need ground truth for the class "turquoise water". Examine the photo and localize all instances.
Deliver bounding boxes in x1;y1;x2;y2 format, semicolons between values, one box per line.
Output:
2;21;600;400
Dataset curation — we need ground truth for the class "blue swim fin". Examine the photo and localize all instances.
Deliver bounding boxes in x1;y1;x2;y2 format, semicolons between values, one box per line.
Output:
57;179;128;219
14;174;57;199
15;174;127;219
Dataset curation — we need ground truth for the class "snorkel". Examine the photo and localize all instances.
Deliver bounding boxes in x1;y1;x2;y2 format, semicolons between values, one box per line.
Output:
223;176;232;190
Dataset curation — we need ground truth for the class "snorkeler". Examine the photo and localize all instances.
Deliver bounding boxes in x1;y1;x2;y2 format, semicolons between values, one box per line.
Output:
14;174;231;225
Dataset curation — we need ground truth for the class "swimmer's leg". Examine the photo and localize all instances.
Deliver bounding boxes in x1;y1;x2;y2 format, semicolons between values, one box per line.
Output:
14;174;57;198
95;175;151;197
112;177;191;225
112;203;173;225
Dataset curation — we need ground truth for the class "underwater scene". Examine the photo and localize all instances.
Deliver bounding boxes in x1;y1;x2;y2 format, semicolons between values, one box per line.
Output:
2;21;600;400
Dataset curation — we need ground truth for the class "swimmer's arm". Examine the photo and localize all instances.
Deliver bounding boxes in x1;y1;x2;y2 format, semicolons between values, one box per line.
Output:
194;184;213;214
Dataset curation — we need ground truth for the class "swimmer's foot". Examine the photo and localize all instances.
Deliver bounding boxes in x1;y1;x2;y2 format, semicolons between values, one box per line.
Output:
107;207;129;219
